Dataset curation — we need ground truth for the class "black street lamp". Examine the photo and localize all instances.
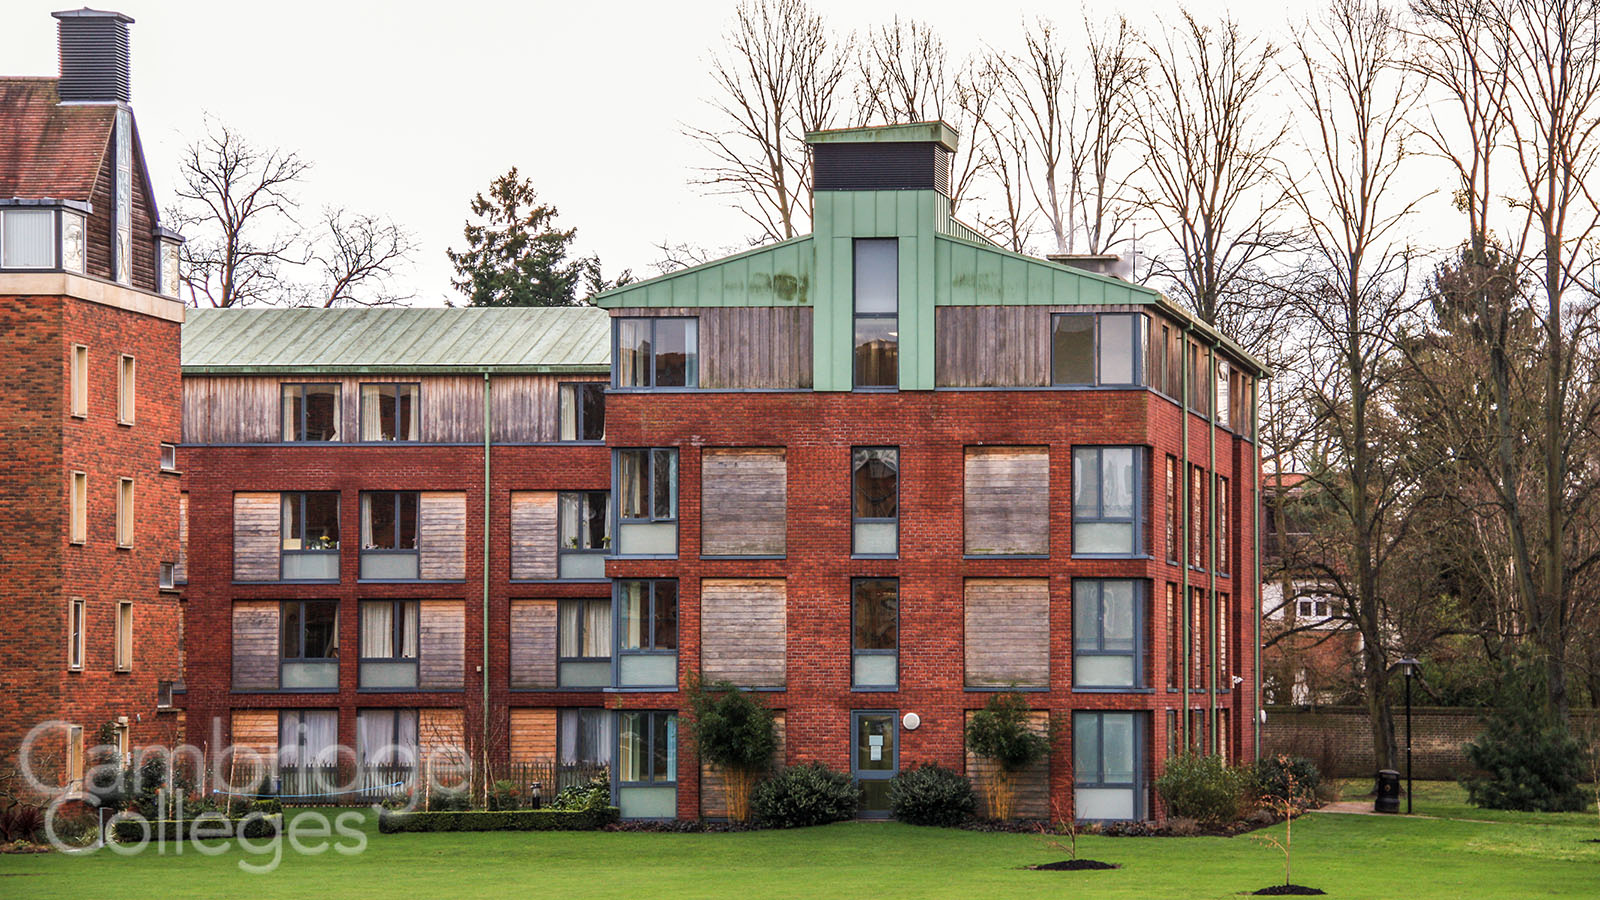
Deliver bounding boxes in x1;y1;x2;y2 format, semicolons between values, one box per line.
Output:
1396;657;1421;814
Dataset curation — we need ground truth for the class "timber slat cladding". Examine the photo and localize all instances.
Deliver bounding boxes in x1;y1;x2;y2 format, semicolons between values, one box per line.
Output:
232;492;280;582
419;492;467;580
510;492;558;580
703;307;814;389
419;601;465;690
231;601;279;690
964;578;1050;688
174;493;188;584
419;708;467;765
934;303;1152;387
509;708;557;763
700;579;787;688
230;709;279;760
491;374;593;443
700;448;787;557
701;713;785;819
509;600;558;689
965;710;1051;819
420;375;485;443
182;376;279;443
963;447;1050;556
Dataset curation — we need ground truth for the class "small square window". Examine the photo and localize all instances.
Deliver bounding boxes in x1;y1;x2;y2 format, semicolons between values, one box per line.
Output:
157;680;174;709
160;443;178;473
159;562;176;591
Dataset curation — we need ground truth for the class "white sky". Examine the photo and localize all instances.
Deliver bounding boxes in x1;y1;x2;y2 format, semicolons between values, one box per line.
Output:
1;1;1386;306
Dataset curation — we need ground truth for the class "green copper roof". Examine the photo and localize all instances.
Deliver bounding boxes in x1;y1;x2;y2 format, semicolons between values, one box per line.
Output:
181;306;611;374
805;121;959;152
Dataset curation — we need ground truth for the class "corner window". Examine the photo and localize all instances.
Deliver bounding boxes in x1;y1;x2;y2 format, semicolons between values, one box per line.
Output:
852;578;898;690
851;448;898;557
559;383;606;441
1073;580;1143;689
616;579;677;688
68;597;85;671
358;383;419;441
558;491;610;578
0;208;55;269
1051;313;1144;387
853;238;898;389
558;598;612;687
117;355;135;425
359;600;418;689
70;344;88;418
282;384;341;442
1072;447;1144;556
282;492;340;581
1073;711;1146;821
114;601;133;672
615;318;698;388
281;600;339;690
116;478;135;548
615;449;677;557
618;710;677;783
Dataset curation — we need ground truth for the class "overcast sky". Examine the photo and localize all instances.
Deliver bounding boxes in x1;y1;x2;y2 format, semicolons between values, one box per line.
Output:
3;1;1314;305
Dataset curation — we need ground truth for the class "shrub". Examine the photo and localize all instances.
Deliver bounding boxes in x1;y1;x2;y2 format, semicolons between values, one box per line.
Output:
888;764;976;827
751;762;858;828
112;813;281;842
0;804;44;843
965;692;1056;820
1252;755;1320;808
248;798;284;816
1155;753;1248;824
1463;701;1588;812
552;776;611;812
683;675;777;822
429;788;473;812
487;780;527;811
376;807;618;833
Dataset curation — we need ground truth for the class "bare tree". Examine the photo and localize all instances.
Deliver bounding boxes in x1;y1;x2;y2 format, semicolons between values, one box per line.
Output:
992;20;1073;253
688;0;854;242
171;116;310;308
304;209;416;307
1135;11;1290;325
1065;16;1147;257
969;86;1038;253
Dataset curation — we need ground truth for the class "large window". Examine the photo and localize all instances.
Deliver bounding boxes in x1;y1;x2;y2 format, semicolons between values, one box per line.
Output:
616;318;698;388
1051;313;1145;387
1072;447;1144;556
282;492;340;581
359;600;418;689
359;383;419;442
558;708;615;767
282;384;341;442
558;598;612;687
618;710;677;784
616;580;677;688
361;491;419;580
1073;711;1145;821
1073;580;1143;689
0;208;54;268
278;709;339;769
559;383;606;441
355;708;418;770
851;448;898;556
852;579;898;690
615;449;677;557
558;491;610;579
280;600;338;690
853;238;898;389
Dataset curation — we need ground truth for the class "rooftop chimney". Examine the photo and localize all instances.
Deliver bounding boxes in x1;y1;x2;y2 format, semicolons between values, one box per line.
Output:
1046;253;1134;281
52;8;134;103
807;122;958;195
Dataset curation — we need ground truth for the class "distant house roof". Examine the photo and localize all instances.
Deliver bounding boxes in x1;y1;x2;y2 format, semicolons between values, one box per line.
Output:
0;78;115;201
181;306;612;374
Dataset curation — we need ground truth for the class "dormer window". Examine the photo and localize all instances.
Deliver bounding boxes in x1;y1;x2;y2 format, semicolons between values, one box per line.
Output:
0;204;89;273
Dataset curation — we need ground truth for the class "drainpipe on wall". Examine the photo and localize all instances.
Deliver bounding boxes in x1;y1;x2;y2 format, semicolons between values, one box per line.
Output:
1252;373;1263;761
1208;341;1219;756
1180;327;1192;750
482;372;492;780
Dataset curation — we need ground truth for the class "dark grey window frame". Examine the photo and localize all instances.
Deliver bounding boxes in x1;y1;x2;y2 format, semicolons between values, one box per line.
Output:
358;599;419;692
1050;312;1146;388
357;707;418;768
615;709;678;785
558;490;612;558
280;491;340;583
850;446;899;558
1071;445;1147;558
1072;710;1148;822
357;382;421;442
851;578;899;691
612;317;699;389
1071;579;1146;690
852;238;899;391
558;597;612;686
850;709;900;819
558;382;607;442
558;708;612;765
614;449;677;524
360;490;421;581
282;383;341;442
613;579;678;689
280;599;339;692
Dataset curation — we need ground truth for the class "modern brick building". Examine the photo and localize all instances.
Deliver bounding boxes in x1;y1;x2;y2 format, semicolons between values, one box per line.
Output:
0;10;187;791
177;121;1265;821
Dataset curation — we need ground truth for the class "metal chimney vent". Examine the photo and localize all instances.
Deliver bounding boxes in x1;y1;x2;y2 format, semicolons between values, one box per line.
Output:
52;9;135;103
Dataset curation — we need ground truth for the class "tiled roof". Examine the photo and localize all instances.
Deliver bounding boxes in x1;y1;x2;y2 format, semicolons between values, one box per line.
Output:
182;306;613;373
0;78;114;201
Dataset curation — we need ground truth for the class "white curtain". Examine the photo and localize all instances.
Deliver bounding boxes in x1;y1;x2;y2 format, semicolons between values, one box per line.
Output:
558;601;581;658
558;384;577;441
584;600;611;658
357;710;391;765
559;709;614;766
360;385;383;441
2;209;54;267
281;385;298;440
361;601;393;658
401;602;419;658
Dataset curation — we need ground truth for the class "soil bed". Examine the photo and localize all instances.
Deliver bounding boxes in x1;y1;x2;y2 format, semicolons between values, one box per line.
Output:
1027;859;1120;871
1252;885;1326;895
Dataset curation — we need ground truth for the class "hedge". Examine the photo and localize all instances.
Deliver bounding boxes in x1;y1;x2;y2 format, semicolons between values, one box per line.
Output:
112;813;282;842
377;807;619;833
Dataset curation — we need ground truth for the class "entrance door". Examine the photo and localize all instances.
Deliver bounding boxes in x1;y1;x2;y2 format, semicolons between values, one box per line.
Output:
852;710;897;817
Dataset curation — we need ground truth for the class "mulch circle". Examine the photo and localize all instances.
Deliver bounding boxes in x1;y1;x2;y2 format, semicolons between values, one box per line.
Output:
1583;838;1600;844
1252;885;1326;896
1027;859;1120;871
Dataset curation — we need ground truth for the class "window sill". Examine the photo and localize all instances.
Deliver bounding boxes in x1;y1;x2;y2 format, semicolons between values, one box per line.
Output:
229;688;341;695
851;685;899;693
850;554;899;561
159;467;181;476
356;579;467;585
605;555;678;562
510;578;612;585
964;685;1049;692
155;706;179;714
1072;686;1155;694
962;553;1049;560
699;555;786;561
604;686;679;693
158;586;181;595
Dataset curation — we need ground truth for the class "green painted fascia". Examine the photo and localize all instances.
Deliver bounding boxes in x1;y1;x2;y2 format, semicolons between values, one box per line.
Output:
591;236;814;309
804;121;958;151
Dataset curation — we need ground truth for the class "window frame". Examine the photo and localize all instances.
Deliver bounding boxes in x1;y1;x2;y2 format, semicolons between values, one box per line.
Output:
156;680;174;709
355;707;418;768
115;477;134;549
558;708;614;766
615;579;678;654
117;354;135;425
616;710;678;786
159;443;179;473
357;382;420;443
558;382;607;442
1050;312;1146;388
282;491;342;582
612;317;699;389
852;238;899;391
1072;710;1147;822
359;491;421;581
281;383;342;442
1216;475;1230;575
558;489;612;558
68;597;85;671
851;578;899;691
69;471;87;545
1165;455;1181;564
70;343;88;418
114;600;133;672
1071;446;1146;558
159;561;176;591
0;207;58;270
850;447;900;558
615;448;678;524
358;599;419;691
281;599;340;677
1071;579;1146;691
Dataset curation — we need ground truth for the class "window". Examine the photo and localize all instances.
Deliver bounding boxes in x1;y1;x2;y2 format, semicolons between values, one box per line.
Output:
66;725;84;791
1;208;54;268
559;383;606;441
117;354;135;424
1216;476;1229;574
616;579;677;688
359;600;418;689
851;448;898;556
157;680;174;709
116;478;134;548
70;471;87;544
1188;340;1211;417
852;579;898;690
1189;587;1206;691
70;344;88;418
618;711;677;784
283;492;340;581
282;384;341;442
1165;456;1181;564
1073;711;1145;821
1216;360;1231;427
1166;583;1181;691
559;708;615;766
558;491;610;579
358;383;419;441
1073;580;1143;689
160;443;178;472
62;210;85;273
68;597;85;671
361;491;419;580
1072;447;1144;556
114;601;133;672
159;562;176;590
356;708;418;768
1218;593;1230;686
558;598;612;687
279;709;338;772
281;599;339;690
615;318;698;388
853;238;898;389
1051;313;1144;387
1188;465;1206;568
1297;597;1340;619
615;449;677;557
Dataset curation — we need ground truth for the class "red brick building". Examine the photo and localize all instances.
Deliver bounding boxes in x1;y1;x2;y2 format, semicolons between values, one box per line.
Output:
0;10;187;792
177;122;1264;821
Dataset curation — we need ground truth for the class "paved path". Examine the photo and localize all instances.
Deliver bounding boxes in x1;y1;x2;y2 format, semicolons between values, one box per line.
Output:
1311;800;1500;824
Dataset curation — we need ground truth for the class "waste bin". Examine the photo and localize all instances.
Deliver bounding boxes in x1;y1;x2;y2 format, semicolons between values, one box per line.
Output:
1374;769;1401;813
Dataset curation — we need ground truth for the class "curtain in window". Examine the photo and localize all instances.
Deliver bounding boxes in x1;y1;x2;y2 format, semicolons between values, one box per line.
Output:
280;713;303;767
618;713;641;781
356;711;390;765
360;386;383;441
396;710;418;763
559;710;615;766
399;386;419;441
559;385;577;441
617;320;650;387
1102;449;1136;518
282;385;299;441
1;209;53;266
558;601;582;658
304;710;337;765
558;493;581;548
618;452;646;518
360;494;374;548
361;601;393;658
583;600;611;658
401;602;419;658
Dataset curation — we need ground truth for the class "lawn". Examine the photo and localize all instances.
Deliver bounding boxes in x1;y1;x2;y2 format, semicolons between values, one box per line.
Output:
3;784;1597;900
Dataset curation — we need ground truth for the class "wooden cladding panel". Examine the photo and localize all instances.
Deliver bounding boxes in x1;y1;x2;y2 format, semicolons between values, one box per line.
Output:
964;447;1050;556
419;492;467;581
492;375;557;443
965;710;1051;819
509;600;558;690
419;708;468;765
231;601;279;690
183;377;280;443
419;601;465;690
182;375;496;444
702;307;814;389
700;579;787;688
700;449;787;557
510;492;558;580
509;708;557;763
964;578;1050;688
231;709;279;759
174;493;189;584
935;304;1152;388
233;492;281;582
419;376;485;443
701;714;786;819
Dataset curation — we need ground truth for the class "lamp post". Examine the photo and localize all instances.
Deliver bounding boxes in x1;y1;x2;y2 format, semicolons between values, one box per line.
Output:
1397;658;1420;814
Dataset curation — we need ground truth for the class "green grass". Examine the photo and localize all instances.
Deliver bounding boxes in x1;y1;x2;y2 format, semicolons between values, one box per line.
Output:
4;787;1598;900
